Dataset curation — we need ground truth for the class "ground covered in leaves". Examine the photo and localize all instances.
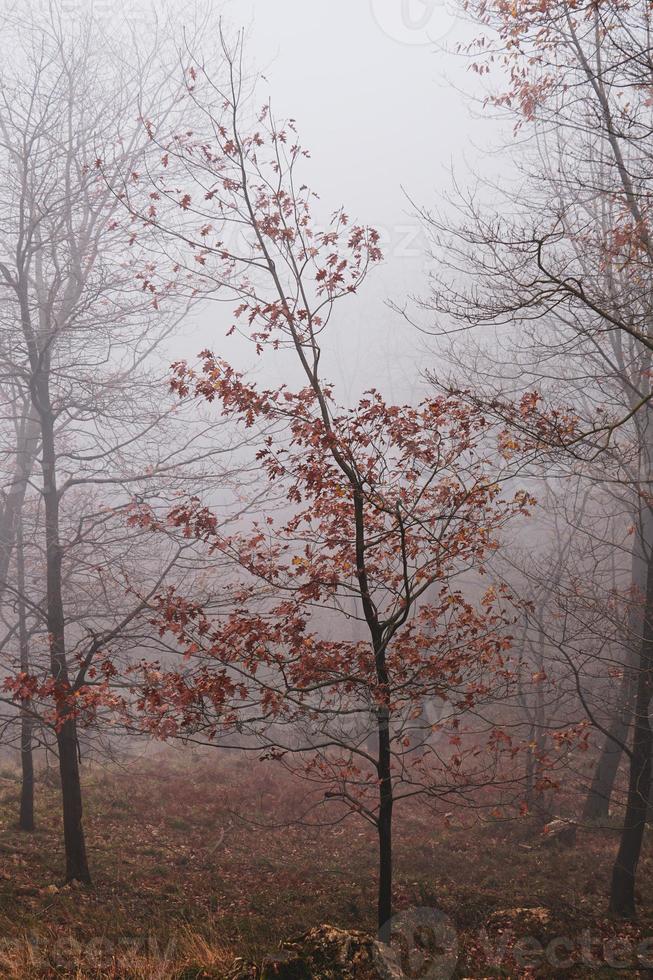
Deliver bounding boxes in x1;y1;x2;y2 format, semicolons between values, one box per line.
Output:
0;750;650;977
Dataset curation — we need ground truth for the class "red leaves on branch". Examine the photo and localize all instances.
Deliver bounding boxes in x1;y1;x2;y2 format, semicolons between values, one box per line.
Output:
128;323;537;806
112;62;540;820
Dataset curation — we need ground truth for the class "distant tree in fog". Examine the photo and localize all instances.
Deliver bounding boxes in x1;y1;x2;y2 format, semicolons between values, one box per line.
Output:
424;0;653;917
0;4;242;883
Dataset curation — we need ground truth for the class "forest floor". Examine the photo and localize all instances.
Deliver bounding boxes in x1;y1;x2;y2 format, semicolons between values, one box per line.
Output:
0;750;650;978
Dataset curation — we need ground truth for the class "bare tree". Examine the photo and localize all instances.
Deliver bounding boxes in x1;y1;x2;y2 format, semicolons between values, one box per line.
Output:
0;4;243;883
418;0;653;916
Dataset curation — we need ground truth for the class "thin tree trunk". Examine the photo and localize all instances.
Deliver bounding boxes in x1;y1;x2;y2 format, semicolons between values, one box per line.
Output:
609;538;653;917
19;715;34;833
525;624;551;826
525;727;551;826
16;518;34;832
3;399;39;832
16;237;91;882
57;718;90;883
38;385;91;884
0;412;40;595
352;485;395;936
584;508;650;821
377;701;393;935
583;668;635;821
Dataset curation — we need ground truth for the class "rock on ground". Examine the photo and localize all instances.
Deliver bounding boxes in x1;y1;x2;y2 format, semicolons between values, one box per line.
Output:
227;924;402;979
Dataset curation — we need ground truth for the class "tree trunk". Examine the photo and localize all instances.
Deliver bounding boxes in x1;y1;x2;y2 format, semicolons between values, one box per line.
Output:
525;627;551;826
17;518;34;832
584;508;650;821
353;487;394;936
377;702;393;936
609;537;653;917
525;728;551;827
583;666;635;822
19;714;35;833
57;718;90;883
0;412;40;595
38;386;91;884
16;220;91;882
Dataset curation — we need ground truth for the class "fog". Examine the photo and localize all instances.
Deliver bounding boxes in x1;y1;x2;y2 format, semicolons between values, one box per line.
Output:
176;0;494;401
0;1;651;977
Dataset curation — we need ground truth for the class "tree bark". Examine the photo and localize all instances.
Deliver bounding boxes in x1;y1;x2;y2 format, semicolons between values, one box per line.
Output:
377;702;393;936
17;240;91;884
583;668;635;822
0;412;40;596
524;623;551;826
16;519;34;832
352;488;395;935
583;507;650;821
38;379;91;884
19;714;35;833
609;535;653;917
57;718;90;883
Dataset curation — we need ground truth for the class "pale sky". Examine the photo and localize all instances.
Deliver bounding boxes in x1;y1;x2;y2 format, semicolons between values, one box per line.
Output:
181;1;492;403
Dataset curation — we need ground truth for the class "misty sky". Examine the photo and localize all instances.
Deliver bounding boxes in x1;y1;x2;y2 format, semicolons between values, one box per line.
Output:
181;0;490;404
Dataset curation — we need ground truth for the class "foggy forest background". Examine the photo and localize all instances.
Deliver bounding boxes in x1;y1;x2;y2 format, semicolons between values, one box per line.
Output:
0;0;651;977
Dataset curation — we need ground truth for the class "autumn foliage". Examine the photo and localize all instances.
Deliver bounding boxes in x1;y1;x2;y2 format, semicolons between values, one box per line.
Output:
88;41;545;928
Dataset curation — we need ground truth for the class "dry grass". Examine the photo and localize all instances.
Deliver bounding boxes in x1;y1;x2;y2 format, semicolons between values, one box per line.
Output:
0;750;649;977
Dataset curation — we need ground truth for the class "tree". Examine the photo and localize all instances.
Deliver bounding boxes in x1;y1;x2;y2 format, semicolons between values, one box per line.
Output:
421;0;653;917
0;4;238;883
123;37;535;931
